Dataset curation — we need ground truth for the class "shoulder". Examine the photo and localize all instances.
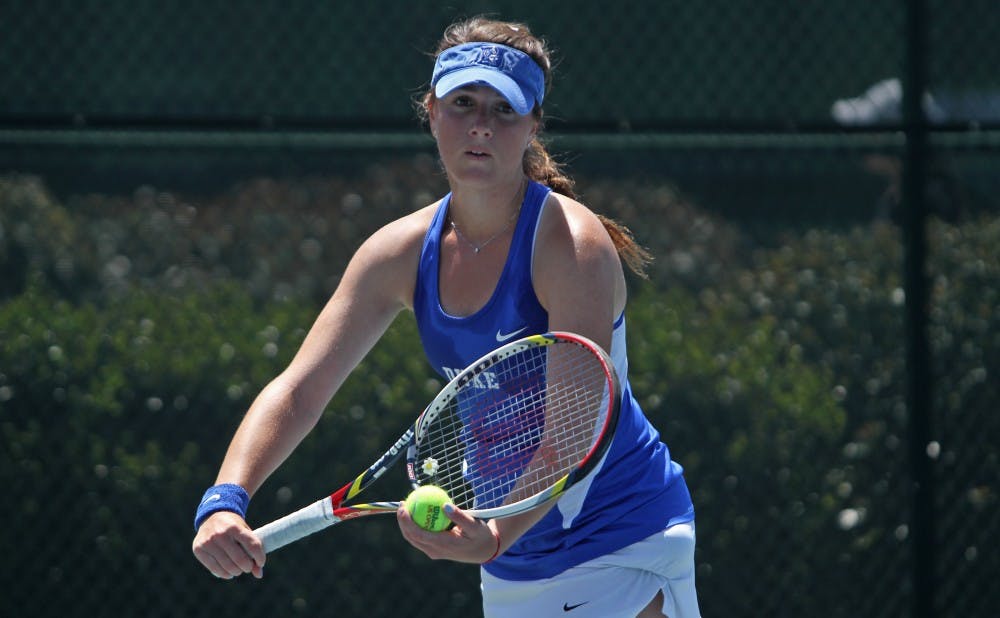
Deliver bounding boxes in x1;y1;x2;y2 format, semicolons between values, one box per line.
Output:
532;191;627;337
536;192;618;263
341;201;440;309
362;202;439;260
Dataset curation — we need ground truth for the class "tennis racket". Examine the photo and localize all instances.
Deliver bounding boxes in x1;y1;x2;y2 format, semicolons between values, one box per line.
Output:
253;331;620;554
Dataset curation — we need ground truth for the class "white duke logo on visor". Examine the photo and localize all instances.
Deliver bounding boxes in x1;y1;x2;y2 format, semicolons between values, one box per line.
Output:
474;45;517;72
481;46;501;65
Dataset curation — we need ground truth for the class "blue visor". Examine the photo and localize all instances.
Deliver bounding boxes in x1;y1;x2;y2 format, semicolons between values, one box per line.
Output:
432;42;545;115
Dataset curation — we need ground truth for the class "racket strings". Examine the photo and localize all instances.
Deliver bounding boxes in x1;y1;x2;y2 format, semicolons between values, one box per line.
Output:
414;341;611;512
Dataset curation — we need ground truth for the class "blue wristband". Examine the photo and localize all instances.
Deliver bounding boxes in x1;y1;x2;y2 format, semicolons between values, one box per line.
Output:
194;483;250;531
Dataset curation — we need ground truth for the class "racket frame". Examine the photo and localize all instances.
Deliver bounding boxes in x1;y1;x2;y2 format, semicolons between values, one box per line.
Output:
409;331;620;520
253;331;620;554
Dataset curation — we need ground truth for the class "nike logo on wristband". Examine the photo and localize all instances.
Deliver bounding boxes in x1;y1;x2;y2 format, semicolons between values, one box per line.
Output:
200;493;222;506
563;601;588;612
496;326;528;342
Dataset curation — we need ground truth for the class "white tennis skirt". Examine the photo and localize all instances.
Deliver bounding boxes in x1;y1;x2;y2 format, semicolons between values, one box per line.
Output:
480;522;700;618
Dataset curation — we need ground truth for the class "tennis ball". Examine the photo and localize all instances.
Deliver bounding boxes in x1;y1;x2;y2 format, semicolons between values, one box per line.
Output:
405;485;452;532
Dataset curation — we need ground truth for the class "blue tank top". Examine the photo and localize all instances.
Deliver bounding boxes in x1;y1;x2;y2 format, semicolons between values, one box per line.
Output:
413;181;694;580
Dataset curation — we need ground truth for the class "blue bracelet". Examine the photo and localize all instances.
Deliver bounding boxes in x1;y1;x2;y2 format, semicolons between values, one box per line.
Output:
194;483;250;531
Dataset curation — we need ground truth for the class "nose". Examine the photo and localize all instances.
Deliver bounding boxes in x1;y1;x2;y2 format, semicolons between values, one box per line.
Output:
469;108;494;138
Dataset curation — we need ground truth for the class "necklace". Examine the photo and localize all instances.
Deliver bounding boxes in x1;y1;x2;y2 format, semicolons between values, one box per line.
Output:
448;182;525;254
449;208;520;254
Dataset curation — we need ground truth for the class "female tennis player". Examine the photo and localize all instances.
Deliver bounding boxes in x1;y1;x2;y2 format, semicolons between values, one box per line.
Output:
191;16;699;618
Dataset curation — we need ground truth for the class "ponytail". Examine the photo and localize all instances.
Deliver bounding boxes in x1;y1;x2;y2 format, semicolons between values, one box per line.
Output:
523;137;576;199
596;215;653;280
524;138;653;279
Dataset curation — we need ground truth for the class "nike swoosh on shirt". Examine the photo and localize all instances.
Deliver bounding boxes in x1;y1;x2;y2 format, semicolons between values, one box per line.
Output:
496;326;529;342
563;602;589;612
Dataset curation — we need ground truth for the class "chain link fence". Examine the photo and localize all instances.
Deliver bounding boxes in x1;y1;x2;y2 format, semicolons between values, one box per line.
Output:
2;1;998;617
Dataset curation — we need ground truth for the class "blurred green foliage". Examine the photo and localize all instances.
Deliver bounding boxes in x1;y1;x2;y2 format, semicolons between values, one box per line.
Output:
1;166;997;617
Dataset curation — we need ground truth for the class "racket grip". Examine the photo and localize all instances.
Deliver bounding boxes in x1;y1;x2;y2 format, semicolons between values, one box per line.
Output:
253;497;337;554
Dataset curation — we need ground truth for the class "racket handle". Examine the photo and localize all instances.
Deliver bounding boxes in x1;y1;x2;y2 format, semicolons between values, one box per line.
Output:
253;497;337;554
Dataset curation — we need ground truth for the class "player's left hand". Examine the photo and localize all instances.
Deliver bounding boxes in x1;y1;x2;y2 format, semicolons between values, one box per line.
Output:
397;503;498;564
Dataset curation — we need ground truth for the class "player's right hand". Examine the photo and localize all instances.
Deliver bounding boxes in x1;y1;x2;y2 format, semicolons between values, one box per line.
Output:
192;511;265;579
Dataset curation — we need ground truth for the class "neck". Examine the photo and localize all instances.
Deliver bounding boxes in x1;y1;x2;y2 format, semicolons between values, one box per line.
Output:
447;177;528;253
448;176;528;235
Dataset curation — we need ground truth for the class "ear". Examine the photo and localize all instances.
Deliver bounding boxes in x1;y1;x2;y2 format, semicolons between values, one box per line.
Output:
427;100;439;139
526;119;539;148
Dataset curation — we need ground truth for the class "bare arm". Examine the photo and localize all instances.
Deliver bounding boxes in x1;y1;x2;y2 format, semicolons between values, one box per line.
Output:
532;193;626;351
214;236;411;494
489;194;625;553
193;209;430;578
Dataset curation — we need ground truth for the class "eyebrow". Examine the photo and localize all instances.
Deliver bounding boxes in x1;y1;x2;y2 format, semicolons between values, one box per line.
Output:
450;84;501;96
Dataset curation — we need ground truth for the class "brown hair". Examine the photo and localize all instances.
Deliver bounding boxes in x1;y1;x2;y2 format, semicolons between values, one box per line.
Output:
420;16;652;278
